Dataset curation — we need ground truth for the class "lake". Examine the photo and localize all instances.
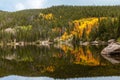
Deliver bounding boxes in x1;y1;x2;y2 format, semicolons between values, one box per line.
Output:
0;44;120;80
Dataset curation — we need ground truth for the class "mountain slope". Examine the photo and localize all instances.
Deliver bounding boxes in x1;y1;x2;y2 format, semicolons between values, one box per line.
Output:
0;6;120;42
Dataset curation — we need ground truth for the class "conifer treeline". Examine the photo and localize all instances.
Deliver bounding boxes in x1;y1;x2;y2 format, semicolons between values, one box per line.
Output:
0;6;120;42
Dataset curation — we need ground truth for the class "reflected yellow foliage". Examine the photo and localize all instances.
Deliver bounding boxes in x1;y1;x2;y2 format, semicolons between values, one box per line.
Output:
59;45;101;66
46;66;55;72
60;44;73;53
37;65;55;73
73;48;100;66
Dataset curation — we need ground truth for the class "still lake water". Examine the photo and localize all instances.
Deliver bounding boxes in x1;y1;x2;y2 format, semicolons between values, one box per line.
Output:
0;44;120;80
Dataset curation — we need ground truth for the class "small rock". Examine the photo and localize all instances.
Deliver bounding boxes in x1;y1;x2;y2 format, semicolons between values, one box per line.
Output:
91;41;99;45
82;42;90;46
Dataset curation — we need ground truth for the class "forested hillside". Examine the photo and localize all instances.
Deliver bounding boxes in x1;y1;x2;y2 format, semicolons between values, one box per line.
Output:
0;6;120;43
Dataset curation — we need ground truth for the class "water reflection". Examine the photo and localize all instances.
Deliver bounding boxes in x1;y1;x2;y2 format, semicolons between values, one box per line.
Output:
0;44;120;79
102;54;120;64
55;44;107;66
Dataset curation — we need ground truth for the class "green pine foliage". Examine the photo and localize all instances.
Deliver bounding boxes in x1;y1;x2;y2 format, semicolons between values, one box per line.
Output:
0;6;120;42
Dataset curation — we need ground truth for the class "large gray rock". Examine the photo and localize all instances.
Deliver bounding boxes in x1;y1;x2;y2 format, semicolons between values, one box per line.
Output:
108;39;115;43
101;43;120;55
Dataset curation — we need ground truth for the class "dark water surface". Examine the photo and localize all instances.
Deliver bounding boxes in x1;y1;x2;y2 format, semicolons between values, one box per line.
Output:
0;44;120;80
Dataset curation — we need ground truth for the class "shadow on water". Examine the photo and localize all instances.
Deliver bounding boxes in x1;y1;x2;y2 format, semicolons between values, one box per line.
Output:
0;44;120;79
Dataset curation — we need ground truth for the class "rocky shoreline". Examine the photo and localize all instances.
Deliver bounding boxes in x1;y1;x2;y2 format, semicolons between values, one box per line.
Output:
0;39;116;47
100;39;120;64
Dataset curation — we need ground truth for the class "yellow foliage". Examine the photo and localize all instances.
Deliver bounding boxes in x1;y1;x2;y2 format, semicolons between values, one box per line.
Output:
73;17;99;37
61;32;73;41
60;17;100;41
45;13;54;20
39;13;54;20
61;32;68;40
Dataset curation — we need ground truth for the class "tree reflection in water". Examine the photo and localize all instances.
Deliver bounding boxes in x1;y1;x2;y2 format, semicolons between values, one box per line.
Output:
0;45;120;79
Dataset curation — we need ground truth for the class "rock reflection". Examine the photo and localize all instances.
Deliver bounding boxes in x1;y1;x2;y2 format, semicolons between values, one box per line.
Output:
101;54;120;64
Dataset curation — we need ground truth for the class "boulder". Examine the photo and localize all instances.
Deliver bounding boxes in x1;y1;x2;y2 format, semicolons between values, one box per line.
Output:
108;39;115;43
101;43;120;55
5;28;15;34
